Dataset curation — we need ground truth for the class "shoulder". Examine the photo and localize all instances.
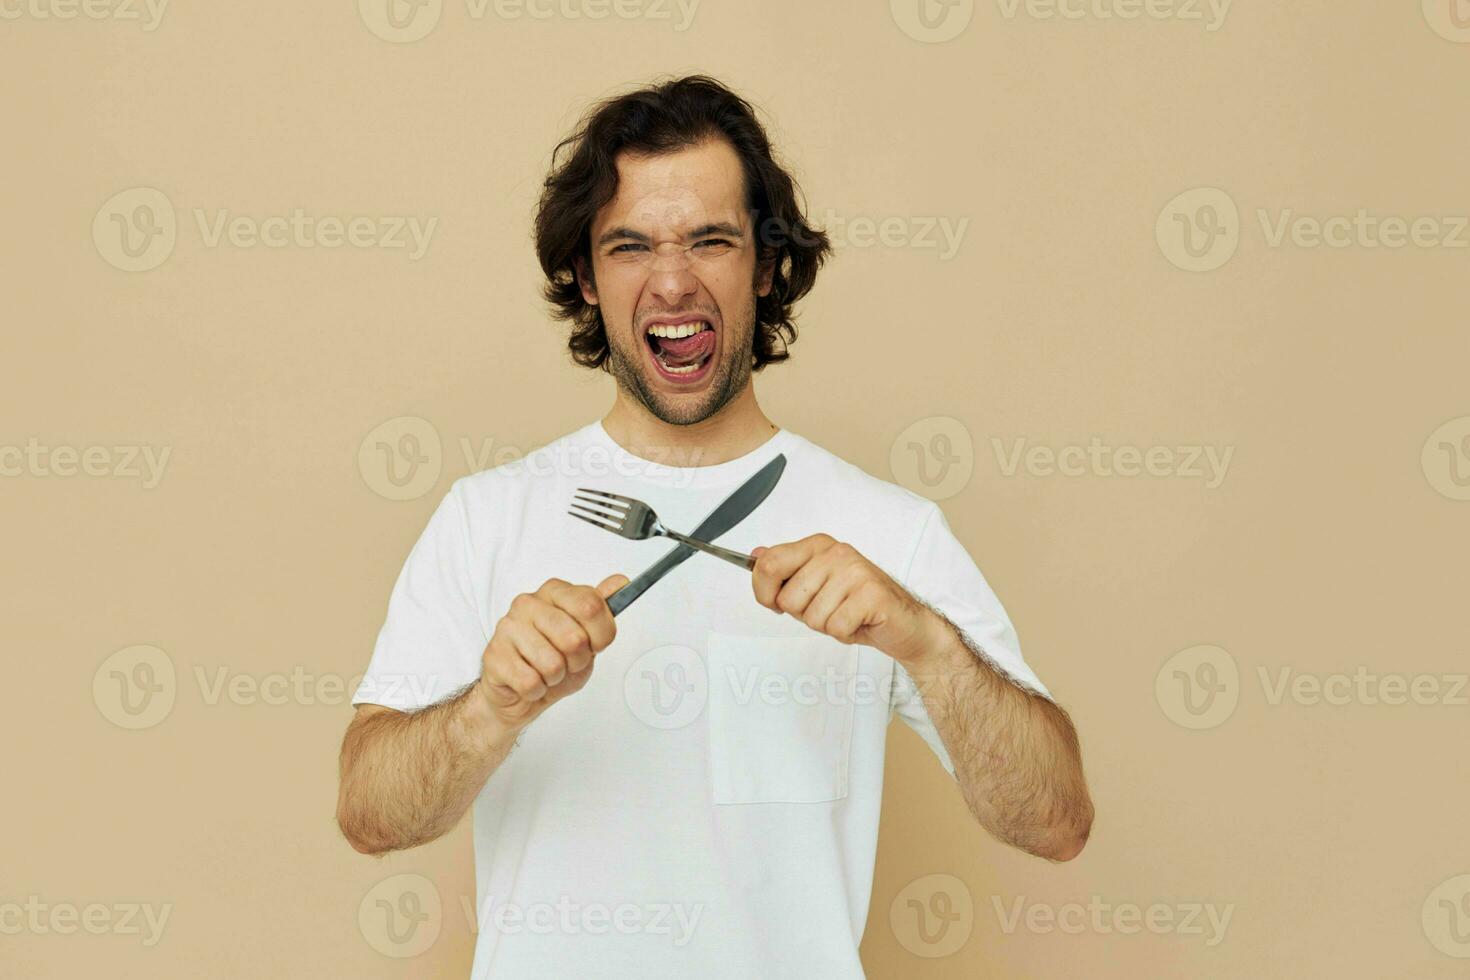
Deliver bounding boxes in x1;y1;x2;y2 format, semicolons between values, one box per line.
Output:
783;431;940;527
442;425;592;526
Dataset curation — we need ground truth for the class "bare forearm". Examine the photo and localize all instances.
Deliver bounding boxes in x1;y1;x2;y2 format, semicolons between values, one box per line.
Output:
336;682;515;856
906;608;1094;861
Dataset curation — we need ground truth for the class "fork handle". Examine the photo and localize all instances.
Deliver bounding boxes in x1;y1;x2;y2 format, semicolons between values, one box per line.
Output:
659;529;755;571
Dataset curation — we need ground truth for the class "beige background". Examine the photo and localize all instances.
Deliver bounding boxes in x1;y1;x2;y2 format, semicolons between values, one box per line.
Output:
4;0;1468;976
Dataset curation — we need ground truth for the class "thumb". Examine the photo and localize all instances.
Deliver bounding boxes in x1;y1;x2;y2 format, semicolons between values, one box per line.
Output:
596;573;630;599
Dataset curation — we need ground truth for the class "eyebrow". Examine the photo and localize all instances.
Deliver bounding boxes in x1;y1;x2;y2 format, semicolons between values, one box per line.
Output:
595;222;746;248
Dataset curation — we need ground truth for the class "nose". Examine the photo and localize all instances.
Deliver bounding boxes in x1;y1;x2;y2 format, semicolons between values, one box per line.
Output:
645;252;699;307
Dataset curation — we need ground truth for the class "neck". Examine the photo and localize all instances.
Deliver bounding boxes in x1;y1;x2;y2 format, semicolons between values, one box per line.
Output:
601;384;779;468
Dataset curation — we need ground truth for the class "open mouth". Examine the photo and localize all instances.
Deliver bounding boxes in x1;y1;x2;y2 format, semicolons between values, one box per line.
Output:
643;319;716;383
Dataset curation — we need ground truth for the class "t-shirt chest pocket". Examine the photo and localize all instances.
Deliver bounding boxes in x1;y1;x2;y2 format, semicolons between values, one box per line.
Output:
704;628;858;805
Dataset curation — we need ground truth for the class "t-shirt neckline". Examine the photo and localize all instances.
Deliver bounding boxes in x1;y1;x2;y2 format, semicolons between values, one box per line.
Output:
581;418;796;489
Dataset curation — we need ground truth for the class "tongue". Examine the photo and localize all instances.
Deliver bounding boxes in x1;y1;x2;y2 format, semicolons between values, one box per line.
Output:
655;328;714;366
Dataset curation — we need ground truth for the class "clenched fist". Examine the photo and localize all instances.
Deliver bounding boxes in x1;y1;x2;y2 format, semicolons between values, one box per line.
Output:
474;574;628;733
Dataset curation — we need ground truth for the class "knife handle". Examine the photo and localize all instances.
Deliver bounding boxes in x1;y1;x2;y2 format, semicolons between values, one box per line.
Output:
606;581;641;616
605;545;693;617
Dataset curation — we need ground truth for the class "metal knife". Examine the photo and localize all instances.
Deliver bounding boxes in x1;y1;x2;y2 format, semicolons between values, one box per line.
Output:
605;453;786;616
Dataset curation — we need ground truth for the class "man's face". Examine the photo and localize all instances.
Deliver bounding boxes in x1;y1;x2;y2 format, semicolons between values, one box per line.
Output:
578;136;774;426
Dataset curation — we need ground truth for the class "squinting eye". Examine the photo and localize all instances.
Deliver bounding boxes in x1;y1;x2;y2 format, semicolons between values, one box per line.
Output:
610;243;648;255
694;239;734;251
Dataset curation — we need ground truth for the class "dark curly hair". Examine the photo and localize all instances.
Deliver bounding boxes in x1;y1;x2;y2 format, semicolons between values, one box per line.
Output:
534;74;832;372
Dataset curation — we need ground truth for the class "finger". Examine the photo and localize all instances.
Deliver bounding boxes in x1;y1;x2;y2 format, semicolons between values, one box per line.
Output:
546;575;625;653
597;573;630;598
544;660;596;704
486;641;550;703
507;618;569;690
801;570;862;635
538;605;599;675
775;557;836;620
752;536;828;608
823;591;870;643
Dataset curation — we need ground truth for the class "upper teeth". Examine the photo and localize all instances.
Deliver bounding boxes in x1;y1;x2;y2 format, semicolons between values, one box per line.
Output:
646;321;709;339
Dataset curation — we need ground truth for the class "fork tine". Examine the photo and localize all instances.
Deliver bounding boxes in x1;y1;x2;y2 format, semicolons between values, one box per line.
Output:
572;492;627;514
568;510;619;532
571;498;626;522
575;487;639;506
569;502;622;524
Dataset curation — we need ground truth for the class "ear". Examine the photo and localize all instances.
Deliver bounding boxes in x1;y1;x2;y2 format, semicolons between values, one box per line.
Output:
575;254;599;306
755;253;776;298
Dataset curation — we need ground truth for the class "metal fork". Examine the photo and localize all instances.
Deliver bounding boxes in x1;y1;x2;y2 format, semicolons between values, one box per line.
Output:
568;488;756;571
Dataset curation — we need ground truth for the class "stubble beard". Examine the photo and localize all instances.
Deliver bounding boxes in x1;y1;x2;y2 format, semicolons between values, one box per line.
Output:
603;299;756;427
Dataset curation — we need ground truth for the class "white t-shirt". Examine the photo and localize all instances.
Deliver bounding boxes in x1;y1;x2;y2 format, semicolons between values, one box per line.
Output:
352;419;1051;979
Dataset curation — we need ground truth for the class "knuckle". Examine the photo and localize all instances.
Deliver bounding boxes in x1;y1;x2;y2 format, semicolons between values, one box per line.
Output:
572;591;602;620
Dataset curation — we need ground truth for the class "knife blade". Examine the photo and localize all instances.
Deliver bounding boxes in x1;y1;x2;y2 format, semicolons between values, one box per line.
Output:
605;453;786;616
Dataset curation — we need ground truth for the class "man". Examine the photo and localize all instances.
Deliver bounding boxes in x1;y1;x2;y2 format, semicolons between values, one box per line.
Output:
337;74;1092;978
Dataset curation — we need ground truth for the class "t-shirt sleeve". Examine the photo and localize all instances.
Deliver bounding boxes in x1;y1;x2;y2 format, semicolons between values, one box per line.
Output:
890;501;1053;778
351;478;488;712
